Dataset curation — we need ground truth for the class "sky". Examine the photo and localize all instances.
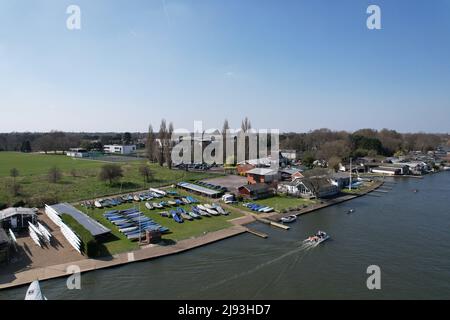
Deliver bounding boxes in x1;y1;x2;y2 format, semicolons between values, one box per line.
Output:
0;0;449;133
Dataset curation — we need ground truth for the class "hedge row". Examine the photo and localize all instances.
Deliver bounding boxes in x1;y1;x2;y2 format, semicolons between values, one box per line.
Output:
60;214;99;258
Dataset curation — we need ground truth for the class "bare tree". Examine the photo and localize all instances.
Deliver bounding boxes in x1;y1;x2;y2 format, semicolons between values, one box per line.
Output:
157;119;167;166
99;164;123;185
165;122;174;169
139;165;154;184
146;124;156;162
222;119;230;164
48;166;62;183
9;168;21;196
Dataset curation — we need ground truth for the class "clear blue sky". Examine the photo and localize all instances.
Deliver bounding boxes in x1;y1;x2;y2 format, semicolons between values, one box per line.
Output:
1;0;449;133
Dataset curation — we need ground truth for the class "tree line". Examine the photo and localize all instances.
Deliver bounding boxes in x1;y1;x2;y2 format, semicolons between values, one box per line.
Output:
0;131;144;153
280;128;449;169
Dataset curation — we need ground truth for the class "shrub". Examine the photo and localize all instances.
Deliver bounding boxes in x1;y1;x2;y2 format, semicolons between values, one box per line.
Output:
28;194;59;208
12;200;26;207
61;214;99;258
0;202;7;210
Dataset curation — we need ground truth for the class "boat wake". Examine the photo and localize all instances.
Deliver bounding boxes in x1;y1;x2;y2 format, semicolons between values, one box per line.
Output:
200;244;313;292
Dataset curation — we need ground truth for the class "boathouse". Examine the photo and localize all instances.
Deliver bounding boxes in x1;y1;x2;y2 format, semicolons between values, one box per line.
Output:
0;227;10;264
238;184;274;200
0;207;37;231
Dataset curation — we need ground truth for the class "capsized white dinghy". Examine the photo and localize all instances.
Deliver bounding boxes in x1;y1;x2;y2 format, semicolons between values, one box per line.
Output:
25;280;47;300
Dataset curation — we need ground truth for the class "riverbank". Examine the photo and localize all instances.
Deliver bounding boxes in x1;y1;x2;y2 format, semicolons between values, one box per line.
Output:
0;215;253;290
266;180;385;222
0;178;384;291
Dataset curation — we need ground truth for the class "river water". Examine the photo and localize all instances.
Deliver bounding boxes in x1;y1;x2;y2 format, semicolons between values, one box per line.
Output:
2;172;450;300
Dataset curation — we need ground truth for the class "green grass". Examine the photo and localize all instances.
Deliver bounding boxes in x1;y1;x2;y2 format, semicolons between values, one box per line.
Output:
0;152;102;176
0;152;219;206
245;195;317;213
75;191;243;255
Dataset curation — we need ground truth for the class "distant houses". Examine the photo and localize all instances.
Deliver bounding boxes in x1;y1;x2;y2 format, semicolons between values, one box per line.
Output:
238;184;274;200
103;144;136;155
246;168;280;185
277;177;339;199
66;148;91;158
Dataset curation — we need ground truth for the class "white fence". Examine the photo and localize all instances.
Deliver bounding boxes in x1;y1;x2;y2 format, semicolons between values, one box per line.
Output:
45;204;82;254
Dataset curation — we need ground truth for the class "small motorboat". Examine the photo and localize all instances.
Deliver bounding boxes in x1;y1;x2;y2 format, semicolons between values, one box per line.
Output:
145;202;153;210
412;189;419;193
133;195;141;202
304;231;330;245
347;209;355;214
280;215;297;223
25;280;46;300
168;200;177;206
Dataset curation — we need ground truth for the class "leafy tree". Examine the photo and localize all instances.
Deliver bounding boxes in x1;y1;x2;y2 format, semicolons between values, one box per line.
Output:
20;140;32;153
328;156;342;172
302;152;315;168
123;132;132;145
99;164;123;185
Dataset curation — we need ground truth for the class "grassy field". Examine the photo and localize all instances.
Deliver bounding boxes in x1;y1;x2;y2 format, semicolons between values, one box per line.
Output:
75;190;243;256
0;152;219;206
244;195;317;213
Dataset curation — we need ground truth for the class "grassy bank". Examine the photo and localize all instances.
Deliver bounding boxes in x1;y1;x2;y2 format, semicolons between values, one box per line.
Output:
0;152;218;206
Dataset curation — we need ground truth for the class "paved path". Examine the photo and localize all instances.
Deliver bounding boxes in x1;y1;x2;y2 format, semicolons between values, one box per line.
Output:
0;225;247;290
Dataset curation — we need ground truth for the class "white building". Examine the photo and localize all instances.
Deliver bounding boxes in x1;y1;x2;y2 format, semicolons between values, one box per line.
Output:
66;148;90;158
103;145;136;155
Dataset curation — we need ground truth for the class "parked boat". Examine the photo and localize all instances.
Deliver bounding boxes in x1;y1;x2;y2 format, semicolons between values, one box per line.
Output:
160;211;170;218
94;201;102;208
188;211;201;219
212;204;228;215
145;202;153;210
206;208;220;216
150;188;167;196
280;215;297;223
304;231;330;245
25;280;46;300
133;195;141;202
168;200;177;206
347;209;355;214
181;213;193;221
153;202;163;209
171;211;184;223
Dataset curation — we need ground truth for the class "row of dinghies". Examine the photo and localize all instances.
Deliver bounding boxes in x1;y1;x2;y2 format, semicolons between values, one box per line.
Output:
81;188;169;209
160;203;229;223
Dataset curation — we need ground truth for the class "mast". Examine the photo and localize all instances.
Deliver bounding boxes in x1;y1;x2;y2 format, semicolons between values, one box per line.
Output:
349;158;352;190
